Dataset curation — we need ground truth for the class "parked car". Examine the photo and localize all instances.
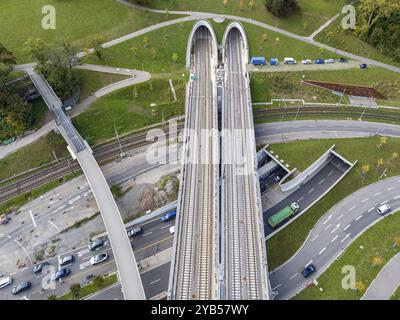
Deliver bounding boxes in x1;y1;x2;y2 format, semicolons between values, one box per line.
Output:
128;226;143;237
302;264;316;278
90;253;108;266
283;57;297;64
338;57;348;63
51;268;70;281
359;63;368;69
161;210;176;222
33;262;50;274
315;59;325;64
169;226;175;234
377;204;391;215
59;255;74;267
325;59;335;63
0;276;13;289
88;238;104;251
0;213;10;225
11;281;31;295
301;59;312;65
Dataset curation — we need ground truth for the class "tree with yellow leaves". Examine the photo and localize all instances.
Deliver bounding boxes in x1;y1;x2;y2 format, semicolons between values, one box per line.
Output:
372;256;383;268
356;281;366;293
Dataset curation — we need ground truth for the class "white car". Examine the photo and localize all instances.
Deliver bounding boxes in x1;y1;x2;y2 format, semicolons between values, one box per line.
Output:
169;226;175;234
325;59;335;63
302;59;312;65
90;252;108;265
376;204;391;215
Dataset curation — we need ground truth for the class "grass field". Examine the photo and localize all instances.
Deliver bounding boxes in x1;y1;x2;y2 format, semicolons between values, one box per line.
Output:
267;136;400;270
251;67;400;103
0;0;174;62
391;286;400;300
294;211;400;300
315;18;400;69
150;0;347;36
73;78;185;145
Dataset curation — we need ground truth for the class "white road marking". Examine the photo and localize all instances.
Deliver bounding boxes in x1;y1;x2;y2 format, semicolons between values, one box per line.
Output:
328;170;334;176
311;235;319;242
150;278;161;285
361;198;369;203
308;188;314;194
319;179;325;185
272;284;282;290
387;187;396;191
48;220;60;230
336;214;344;221
341;233;351;243
348;205;356;211
29;210;37;228
305;260;313;267
297;197;304;202
142;232;153;237
318;247;326;255
380;201;388;205
394;195;400;200
161;224;172;230
343;224;351;231
368;207;375;212
355;215;363;221
323;215;332;225
324;224;332;230
331;235;339;242
331;224;341;233
289;273;299;280
374;192;382;196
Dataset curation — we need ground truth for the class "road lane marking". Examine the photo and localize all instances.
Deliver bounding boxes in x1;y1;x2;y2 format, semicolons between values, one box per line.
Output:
343;224;351;231
348;205;356;211
305;260;313;267
394;195;400;200
380;201;388;205
311;235;318;242
161;224;172;230
341;233;351;243
324;224;332;230
142;232;153;237
289;273;299;280
297;197;304;202
331;235;339;242
272;284;282;290
374;192;382;196
387;187;396;191
368;207;375;212
331;224;341;233
150;278;161;285
336;214;344;221
308;188;314;194
328;170;334;176
323;215;332;225
355;215;363;221
319;179;325;185
29;210;37;228
318;247;326;255
48;220;60;230
361;198;369;203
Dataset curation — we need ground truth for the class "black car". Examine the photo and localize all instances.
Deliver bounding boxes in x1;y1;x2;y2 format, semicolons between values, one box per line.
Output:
88;238;104;251
359;63;368;69
11;281;31;295
33;261;50;274
338;58;348;63
302;264;316;278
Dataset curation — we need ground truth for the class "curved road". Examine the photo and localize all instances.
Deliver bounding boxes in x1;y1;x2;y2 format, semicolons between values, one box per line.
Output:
269;176;400;300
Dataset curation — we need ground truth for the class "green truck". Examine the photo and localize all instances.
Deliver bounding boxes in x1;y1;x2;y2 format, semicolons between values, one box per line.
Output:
268;202;300;228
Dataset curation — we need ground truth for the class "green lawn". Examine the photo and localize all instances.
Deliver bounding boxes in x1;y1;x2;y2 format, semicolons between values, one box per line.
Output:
150;0;347;36
294;211;400;300
391;286;400;300
251;67;400;103
0;0;175;63
57;274;117;300
73;78;185;145
315;17;400;69
267;137;400;270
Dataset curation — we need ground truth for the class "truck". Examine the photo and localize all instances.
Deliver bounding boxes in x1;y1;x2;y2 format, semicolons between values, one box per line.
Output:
251;56;266;66
0;214;10;225
268;202;299;228
269;57;279;65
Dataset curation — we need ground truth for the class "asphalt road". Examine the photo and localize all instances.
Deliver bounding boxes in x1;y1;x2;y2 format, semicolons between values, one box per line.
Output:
263;155;351;237
269;176;400;300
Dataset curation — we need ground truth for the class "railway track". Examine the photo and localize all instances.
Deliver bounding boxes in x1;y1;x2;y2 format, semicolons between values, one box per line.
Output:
1;105;399;205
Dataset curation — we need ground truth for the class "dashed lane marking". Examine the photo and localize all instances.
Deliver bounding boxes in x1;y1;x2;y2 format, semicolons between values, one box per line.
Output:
343;224;351;231
318;247;326;255
355;215;363;221
331;235;339;242
341;233;351;243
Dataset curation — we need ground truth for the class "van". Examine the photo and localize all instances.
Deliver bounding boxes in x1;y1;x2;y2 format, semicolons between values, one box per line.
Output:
0;276;13;289
283;57;297;64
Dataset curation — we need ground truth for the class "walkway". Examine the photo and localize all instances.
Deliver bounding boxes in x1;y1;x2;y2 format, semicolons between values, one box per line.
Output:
363;252;400;300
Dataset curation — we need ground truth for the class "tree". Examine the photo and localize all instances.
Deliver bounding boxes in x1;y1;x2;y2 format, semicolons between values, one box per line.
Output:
69;283;81;300
172;52;178;63
223;0;229;7
47;294;57;300
372;256;383;268
92;275;105;289
275;37;280;45
249;0;256;10
0;43;16;84
265;0;300;18
150;47;157;59
23;38;48;66
262;33;268;43
361;164;370;180
393;236;400;247
356;281;366;293
239;0;245;11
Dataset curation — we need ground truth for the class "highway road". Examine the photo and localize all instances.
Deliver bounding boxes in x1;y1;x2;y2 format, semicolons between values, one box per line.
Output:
263;155;351;237
169;23;218;300
222;25;268;300
269;176;400;300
